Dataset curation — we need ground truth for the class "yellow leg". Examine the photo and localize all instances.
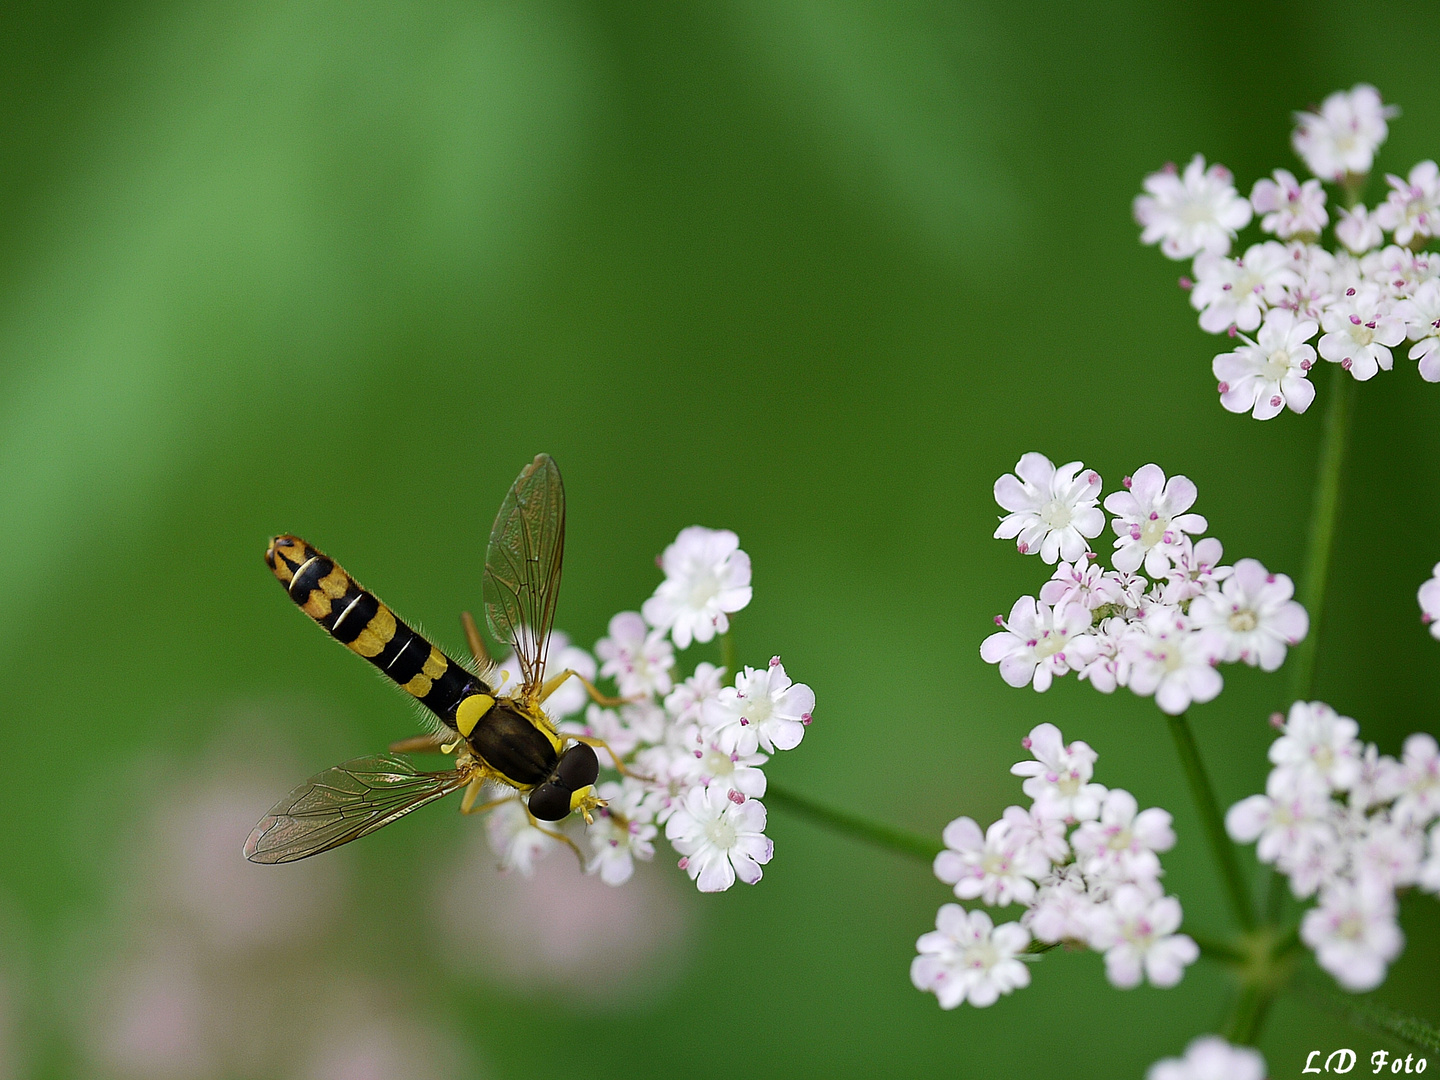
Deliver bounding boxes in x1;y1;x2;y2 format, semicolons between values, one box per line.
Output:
537;668;629;707
523;806;587;867
389;733;448;754
461;783;517;816
460;610;492;667
564;733;653;783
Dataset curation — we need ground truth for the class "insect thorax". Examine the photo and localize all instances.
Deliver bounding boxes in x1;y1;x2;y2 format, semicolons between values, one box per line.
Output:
467;701;558;788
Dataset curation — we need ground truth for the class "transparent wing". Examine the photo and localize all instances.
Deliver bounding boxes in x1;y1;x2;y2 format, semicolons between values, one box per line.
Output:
243;755;467;864
482;453;565;696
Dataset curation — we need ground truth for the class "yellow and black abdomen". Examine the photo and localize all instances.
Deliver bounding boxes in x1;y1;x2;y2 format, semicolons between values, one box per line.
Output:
265;535;486;734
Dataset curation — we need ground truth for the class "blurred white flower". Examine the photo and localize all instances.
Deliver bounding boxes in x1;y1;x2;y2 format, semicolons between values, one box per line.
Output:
1147;1035;1266;1080
1300;880;1404;992
1088;885;1198;989
1393;732;1440;827
1121;608;1224;716
485;797;556;876
1335;204;1383;254
1071;788;1175;883
1292;84;1396;181
1394;280;1440;382
933;816;1049;907
663;660;726;726
1374;159;1440;246
586;779;657;887
494;630;595;721
991;453;1104;563
594;610;674;699
911;906;1032;1009
1419;562;1440;638
642;526;752;649
1269;700;1363;793
1011;723;1107;823
1135;155;1252;259
1250;169;1328;238
1190;241;1299;334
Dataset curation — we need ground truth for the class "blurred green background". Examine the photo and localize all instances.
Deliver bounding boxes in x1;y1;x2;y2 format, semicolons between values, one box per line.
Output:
1;1;1437;1076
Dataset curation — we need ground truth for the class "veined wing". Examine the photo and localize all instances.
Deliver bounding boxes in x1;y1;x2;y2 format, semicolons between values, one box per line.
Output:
482;453;565;697
244;755;467;864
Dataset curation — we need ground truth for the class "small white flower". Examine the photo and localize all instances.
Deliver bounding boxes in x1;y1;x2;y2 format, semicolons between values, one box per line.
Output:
663;661;726;725
1010;723;1107;822
1349;742;1404;812
678;739;768;801
1188;558;1308;669
1335;204;1384;254
1026;866;1099;943
998;803;1069;865
992;453;1105;563
1072;788;1176;883
1105;464;1208;578
1226;767;1336;883
933;815;1051;907
1250;169;1328;238
1393;280;1440;382
1318;284;1405;381
642;526;753;650
594;611;674;699
1190;242;1300;333
1420;562;1440;638
1121;609;1224;716
1270;700;1363;793
586;779;657;886
1089;885;1198;989
701;658;813;756
1075;616;1131;694
1279;241;1339;318
1292;84;1396;181
560;703;643;768
1135;155;1253;259
1374;160;1440;246
1300;879;1403;992
1147;1036;1266;1080
1211;307;1318;419
665;784;772;892
911;905;1032;1009
980;597;1095;693
1152;536;1230;606
1393;732;1440;828
1350;815;1424;891
1038;557;1132;612
485;797;556;876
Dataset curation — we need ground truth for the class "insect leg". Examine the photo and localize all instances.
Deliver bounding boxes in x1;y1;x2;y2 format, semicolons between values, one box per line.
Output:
388;733;450;754
536;669;629;707
460;610;492;667
563;733;653;783
523;807;587;867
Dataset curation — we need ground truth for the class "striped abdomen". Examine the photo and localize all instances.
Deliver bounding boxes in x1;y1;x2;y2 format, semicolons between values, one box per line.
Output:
264;535;487;733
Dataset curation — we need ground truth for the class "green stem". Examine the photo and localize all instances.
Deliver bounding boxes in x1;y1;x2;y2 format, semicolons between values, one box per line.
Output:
719;628;736;675
765;782;942;864
1297;981;1440;1055
1223;983;1278;1046
1164;711;1256;931
1287;363;1354;705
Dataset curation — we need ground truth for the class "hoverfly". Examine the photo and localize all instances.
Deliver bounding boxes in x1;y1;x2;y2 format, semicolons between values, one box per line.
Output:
244;453;628;864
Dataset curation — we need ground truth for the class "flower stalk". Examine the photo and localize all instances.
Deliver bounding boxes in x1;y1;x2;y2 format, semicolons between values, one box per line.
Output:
765;782;942;864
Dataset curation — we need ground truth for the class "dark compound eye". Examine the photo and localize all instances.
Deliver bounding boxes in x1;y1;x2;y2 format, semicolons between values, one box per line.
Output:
556;742;599;790
527;783;570;822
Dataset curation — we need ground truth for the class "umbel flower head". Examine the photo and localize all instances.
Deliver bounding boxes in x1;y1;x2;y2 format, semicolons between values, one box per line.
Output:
980;455;1306;715
912;724;1198;1010
1226;701;1439;992
486;526;814;895
1137;84;1440;407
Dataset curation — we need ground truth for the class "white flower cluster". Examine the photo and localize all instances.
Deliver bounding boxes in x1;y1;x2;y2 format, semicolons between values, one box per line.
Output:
1419;561;1440;640
1225;702;1440;991
1135;85;1440;415
983;454;1308;715
485;526;814;893
1147;1036;1266;1080
911;724;1198;1009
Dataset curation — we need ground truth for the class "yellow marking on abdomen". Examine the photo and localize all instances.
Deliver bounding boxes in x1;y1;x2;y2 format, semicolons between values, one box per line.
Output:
402;645;448;698
455;693;495;737
347;603;397;659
